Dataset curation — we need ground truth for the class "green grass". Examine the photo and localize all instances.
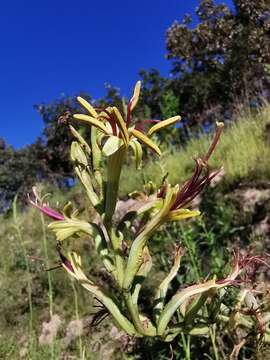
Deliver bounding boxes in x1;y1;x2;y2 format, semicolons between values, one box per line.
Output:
120;103;270;195
1;104;270;359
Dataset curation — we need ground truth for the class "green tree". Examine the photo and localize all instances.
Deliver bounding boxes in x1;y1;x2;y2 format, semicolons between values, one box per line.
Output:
166;0;270;125
0;139;49;211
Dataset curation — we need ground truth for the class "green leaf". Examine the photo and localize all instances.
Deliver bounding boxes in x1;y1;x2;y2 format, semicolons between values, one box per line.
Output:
123;185;178;291
157;260;242;336
102;136;124;157
132;246;152;304
65;252;139;337
154;246;184;321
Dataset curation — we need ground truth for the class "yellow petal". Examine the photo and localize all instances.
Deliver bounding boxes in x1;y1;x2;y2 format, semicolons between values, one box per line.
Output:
166;209;200;222
98;110;110;120
70;141;88;166
77;96;98;118
130;81;141;111
69;125;91;155
129;138;143;169
130;128;161;156
73;114;109;134
147;116;181;137
112;107;129;145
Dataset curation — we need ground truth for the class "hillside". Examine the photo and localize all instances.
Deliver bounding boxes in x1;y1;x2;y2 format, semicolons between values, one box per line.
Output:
1;104;270;359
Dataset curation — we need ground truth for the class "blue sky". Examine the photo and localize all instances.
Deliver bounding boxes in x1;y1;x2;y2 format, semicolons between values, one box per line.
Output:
0;0;233;148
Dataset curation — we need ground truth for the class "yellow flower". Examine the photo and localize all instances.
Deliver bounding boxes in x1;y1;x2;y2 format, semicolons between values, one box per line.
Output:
73;81;181;163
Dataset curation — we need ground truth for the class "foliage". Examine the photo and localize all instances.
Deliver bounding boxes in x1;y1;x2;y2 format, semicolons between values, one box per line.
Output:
166;0;270;126
0;139;50;212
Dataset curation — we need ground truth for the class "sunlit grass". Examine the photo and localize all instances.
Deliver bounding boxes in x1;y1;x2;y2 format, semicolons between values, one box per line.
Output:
1;104;270;359
120;103;270;195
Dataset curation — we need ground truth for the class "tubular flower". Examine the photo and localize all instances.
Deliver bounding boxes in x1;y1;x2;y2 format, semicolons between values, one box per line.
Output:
158;122;224;222
73;81;181;161
28;186;64;221
56;242;74;273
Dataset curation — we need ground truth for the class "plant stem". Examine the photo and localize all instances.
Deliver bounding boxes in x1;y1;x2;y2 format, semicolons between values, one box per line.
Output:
40;213;53;317
180;225;201;281
71;280;83;359
110;229;125;287
209;324;219;360
104;147;126;229
124;292;146;335
40;212;54;359
181;333;191;360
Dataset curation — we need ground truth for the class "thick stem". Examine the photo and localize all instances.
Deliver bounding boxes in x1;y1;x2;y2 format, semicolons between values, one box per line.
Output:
124;292;156;336
81;281;139;337
123;213;166;291
104;147;126;229
124;292;146;335
110;229;125;287
123;188;175;291
67;256;139;337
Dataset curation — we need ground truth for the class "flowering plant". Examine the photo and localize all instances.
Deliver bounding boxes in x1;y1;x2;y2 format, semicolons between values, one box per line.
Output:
30;82;270;342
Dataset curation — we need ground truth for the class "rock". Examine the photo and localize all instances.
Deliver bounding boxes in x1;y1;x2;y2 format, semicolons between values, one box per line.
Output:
39;314;62;346
62;319;84;348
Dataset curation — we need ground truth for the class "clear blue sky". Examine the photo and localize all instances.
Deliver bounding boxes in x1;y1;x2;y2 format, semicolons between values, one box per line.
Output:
0;0;233;148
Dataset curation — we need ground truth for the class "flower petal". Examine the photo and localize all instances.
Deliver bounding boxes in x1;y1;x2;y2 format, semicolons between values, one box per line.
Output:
129;139;143;169
130;128;161;156
48;219;93;241
166;209;200;221
70;141;88;166
69;125;91;155
111;107;129;145
73;114;109;134
77;96;98;118
147;116;181;137
129;81;141;111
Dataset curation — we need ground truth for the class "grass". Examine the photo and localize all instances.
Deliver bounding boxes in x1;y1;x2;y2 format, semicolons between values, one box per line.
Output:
1;104;270;358
120;103;270;195
12;195;33;340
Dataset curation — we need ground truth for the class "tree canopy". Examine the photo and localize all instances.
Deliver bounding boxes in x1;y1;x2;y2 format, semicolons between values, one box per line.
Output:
166;0;270;124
